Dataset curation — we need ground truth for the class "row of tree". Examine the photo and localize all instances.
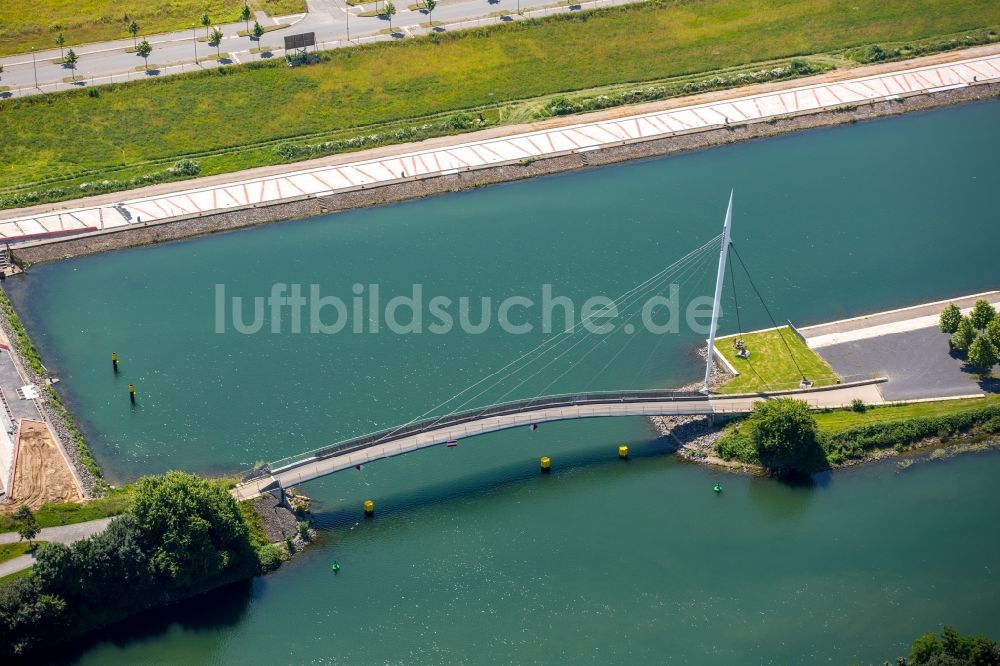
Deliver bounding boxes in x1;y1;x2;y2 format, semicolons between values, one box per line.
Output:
0;472;266;657
940;299;1000;373
49;6;271;79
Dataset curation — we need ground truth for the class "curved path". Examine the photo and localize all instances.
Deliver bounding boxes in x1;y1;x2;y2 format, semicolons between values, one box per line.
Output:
232;381;886;500
0;517;114;577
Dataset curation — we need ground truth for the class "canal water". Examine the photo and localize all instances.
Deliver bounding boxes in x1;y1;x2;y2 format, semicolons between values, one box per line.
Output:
7;100;1000;663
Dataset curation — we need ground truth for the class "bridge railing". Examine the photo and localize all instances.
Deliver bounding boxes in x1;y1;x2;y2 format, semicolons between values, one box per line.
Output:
239;374;888;483
241;388;703;480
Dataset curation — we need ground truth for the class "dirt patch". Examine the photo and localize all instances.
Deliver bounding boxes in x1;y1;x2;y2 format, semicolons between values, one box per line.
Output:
6;420;82;509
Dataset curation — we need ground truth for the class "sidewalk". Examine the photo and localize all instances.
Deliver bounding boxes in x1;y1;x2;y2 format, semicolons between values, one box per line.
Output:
0;516;114;576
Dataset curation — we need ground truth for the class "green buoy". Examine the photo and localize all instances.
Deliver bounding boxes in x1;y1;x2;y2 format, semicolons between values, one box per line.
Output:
713;483;722;494
331;561;341;573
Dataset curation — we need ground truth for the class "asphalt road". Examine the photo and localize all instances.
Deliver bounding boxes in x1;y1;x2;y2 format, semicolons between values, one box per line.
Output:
0;0;638;98
817;326;989;401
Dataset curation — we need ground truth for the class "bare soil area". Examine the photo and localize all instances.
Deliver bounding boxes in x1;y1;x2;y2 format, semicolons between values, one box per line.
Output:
5;420;81;509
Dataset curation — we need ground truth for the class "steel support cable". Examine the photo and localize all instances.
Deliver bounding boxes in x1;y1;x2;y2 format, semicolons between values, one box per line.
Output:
417;235;722;430
730;243;806;380
629;246;715;387
570;243;718;392
501;239;720;404
357;233;724;450
724;244;768;388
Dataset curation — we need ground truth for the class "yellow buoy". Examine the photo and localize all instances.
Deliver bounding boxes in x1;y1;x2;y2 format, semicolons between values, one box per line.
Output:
618;444;629;459
540;456;551;473
363;499;374;517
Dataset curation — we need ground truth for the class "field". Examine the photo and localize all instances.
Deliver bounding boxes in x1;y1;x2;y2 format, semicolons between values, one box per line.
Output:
715;327;840;393
0;0;306;57
813;394;1000;432
1;0;998;206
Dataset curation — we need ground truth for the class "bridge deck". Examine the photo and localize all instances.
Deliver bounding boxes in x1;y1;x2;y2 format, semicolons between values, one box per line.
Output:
231;382;885;500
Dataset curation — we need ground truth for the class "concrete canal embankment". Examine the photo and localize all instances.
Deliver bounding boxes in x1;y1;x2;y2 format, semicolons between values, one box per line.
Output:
6;53;1000;263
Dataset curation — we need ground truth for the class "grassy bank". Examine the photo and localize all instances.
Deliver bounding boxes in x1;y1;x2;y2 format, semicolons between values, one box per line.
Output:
1;0;998;208
0;542;38;565
715;327;840;393
0;0;306;57
0;494;130;532
716;395;1000;468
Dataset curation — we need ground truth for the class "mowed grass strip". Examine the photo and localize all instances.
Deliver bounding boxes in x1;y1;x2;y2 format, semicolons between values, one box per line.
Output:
716;327;840;393
0;0;306;57
813;395;1000;432
2;0;998;195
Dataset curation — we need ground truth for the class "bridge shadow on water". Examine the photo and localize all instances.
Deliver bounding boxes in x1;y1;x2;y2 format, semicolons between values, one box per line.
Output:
310;434;683;530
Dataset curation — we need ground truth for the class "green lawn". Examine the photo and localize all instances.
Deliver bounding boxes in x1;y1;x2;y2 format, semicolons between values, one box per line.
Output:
0;541;40;564
814;395;1000;432
715;327;840;393
0;493;130;532
0;0;306;57
1;0;998;207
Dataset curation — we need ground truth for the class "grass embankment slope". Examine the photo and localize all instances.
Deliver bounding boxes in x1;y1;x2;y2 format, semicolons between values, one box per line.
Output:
2;0;999;208
715;327;840;393
0;0;306;57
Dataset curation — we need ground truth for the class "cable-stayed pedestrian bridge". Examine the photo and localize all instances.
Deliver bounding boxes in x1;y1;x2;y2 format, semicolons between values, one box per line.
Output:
231;380;884;501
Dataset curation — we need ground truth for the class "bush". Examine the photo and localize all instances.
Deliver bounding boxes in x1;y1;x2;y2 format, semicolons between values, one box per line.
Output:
744;398;824;474
822;404;1000;462
851;399;867;413
256;544;283;573
714;429;759;464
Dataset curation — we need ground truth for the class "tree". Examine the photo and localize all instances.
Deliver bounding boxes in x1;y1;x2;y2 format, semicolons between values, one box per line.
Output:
384;0;397;29
987;316;1000;349
54;32;66;60
201;12;211;37
939;303;962;334
63;48;79;80
128;20;140;49
209;27;225;57
744;398;822;474
136;39;152;71
425;0;437;24
129;471;251;588
252;21;264;40
241;3;252;33
968;334;998;373
970;299;997;331
951;316;976;352
900;626;1000;665
13;506;39;543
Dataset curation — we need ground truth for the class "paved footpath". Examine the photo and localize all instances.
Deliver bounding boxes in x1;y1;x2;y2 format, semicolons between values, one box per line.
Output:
801;291;1000;349
3;52;998;244
0;0;641;98
0;517;113;576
